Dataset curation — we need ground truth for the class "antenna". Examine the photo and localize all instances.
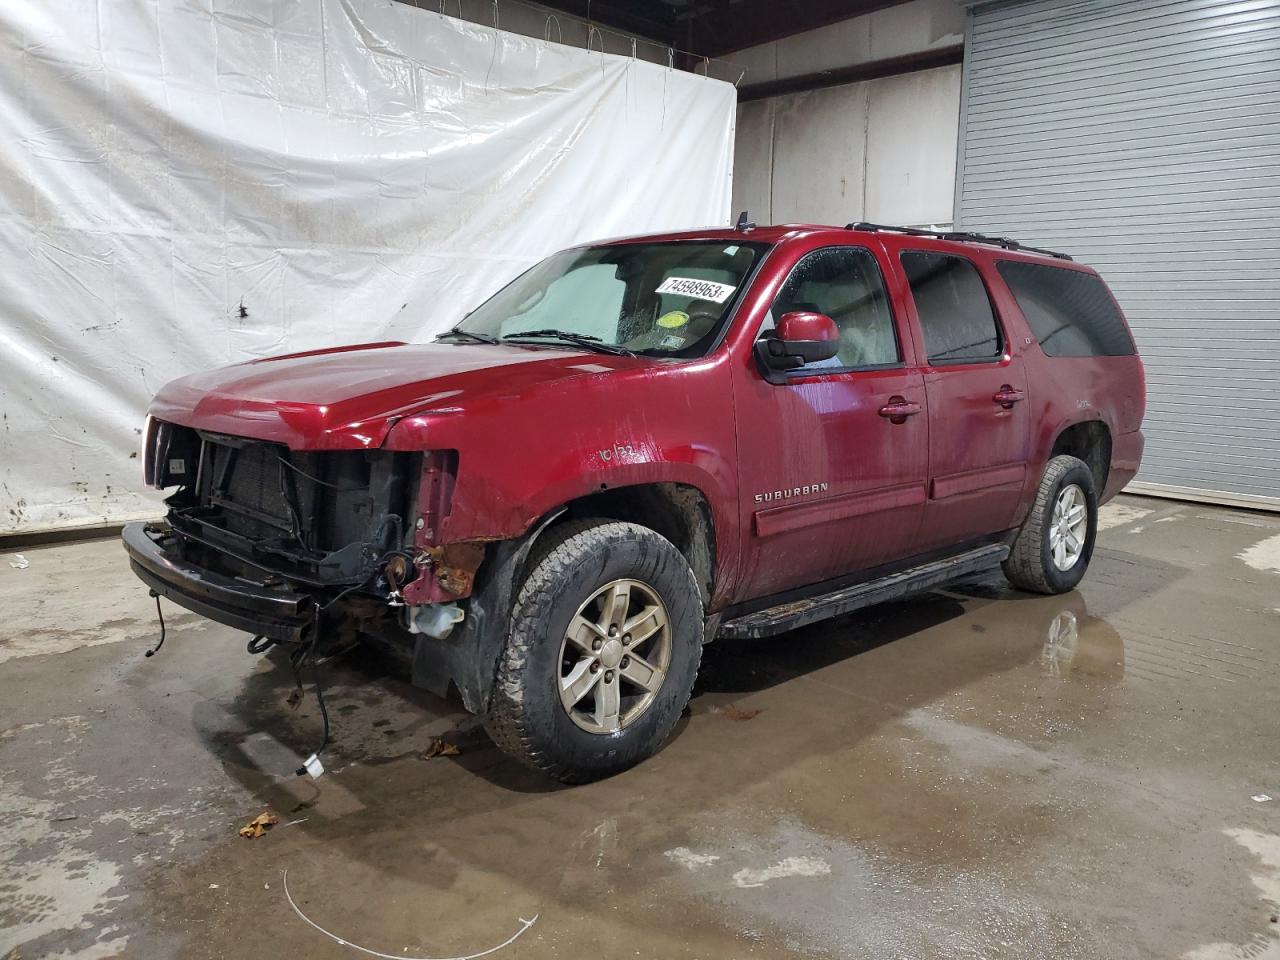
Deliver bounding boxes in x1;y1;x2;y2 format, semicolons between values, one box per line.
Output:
735;211;756;232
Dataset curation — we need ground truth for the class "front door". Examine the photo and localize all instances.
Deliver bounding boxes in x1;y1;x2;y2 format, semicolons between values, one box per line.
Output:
895;249;1031;551
732;243;930;600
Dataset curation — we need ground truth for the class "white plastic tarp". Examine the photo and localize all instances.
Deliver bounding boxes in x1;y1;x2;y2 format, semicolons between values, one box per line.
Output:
0;0;735;534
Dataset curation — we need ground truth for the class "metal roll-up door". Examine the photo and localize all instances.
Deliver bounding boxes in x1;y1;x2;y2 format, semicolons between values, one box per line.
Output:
956;0;1280;510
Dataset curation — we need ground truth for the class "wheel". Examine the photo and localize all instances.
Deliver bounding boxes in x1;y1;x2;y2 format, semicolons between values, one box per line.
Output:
484;518;704;783
1003;454;1098;595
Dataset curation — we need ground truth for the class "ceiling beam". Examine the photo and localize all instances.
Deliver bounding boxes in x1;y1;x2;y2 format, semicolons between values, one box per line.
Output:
533;0;917;60
689;0;913;58
737;43;964;102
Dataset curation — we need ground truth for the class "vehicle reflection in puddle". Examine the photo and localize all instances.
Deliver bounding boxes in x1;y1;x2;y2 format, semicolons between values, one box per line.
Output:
1038;604;1125;682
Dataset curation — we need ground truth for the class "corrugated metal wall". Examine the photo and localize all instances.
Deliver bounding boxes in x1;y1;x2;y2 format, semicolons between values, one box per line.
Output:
957;0;1280;510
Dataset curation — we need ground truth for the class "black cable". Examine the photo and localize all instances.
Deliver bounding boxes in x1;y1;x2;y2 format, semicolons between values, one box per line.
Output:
314;546;416;613
317;580;369;612
275;455;352;490
246;635;276;655
310;657;331;753
144;593;166;657
293;629;331;776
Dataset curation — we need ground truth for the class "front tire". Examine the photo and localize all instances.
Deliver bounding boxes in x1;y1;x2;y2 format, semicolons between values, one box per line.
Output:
484;519;704;783
1003;455;1098;595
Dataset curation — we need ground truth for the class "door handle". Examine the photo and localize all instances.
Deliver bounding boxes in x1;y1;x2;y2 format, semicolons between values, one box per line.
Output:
878;396;921;424
993;385;1025;409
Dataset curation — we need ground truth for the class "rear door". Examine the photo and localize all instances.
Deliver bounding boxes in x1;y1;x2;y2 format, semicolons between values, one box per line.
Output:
895;249;1031;550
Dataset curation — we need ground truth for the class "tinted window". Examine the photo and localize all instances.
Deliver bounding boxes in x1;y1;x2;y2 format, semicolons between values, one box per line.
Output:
762;246;900;370
901;251;1002;363
997;261;1135;357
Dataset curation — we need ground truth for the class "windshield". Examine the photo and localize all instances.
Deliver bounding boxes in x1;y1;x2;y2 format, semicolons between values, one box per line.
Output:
453;240;769;357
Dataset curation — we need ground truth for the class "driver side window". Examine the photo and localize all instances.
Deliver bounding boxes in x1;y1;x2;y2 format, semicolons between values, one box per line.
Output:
762;246;901;371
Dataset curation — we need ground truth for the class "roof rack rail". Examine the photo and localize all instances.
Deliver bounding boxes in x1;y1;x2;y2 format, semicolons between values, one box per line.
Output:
846;222;1073;261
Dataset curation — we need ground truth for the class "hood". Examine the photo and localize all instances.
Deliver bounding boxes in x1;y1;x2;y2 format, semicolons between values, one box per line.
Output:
149;340;647;449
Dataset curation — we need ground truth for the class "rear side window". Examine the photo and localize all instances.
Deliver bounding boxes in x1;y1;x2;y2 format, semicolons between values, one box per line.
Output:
901;251;1002;363
997;261;1135;357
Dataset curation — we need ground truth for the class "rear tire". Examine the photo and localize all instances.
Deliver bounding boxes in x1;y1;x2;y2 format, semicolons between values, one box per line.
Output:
1003;455;1098;595
484;518;704;783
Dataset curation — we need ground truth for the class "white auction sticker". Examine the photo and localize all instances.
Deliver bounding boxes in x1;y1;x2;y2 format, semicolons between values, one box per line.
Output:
656;276;737;304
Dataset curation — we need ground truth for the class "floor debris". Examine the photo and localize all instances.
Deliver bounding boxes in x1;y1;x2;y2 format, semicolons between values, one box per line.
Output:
281;868;537;960
665;847;722;870
732;856;832;889
1252;794;1273;803
239;811;280;839
710;705;764;721
7;554;29;569
423;738;461;759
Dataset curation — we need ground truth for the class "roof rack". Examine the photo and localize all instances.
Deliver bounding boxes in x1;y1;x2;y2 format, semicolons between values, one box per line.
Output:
847;222;1073;261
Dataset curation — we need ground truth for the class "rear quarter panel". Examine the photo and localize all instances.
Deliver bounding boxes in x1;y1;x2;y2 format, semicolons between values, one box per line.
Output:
978;252;1146;517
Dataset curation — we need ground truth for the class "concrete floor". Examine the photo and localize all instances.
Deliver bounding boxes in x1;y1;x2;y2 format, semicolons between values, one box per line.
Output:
2;494;1279;960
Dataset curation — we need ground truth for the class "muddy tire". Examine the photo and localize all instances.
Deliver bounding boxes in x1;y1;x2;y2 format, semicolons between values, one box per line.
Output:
1003;455;1099;595
484;518;704;783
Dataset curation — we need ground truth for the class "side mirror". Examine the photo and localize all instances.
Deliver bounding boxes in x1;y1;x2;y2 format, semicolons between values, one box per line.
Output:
755;311;840;384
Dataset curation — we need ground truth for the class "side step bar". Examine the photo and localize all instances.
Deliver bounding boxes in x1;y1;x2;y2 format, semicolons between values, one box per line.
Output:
717;544;1009;640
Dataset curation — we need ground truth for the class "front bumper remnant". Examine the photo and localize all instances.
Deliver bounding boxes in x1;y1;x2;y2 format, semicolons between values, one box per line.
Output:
121;522;314;642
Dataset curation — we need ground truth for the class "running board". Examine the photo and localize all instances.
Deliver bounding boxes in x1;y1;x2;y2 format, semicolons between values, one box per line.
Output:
717;544;1009;640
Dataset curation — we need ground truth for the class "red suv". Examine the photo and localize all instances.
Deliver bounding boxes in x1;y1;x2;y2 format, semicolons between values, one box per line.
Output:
126;220;1145;782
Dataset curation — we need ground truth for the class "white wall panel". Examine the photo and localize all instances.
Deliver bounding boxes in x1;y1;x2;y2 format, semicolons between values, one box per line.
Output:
721;0;965;86
731;64;961;227
770;84;871;226
731;100;775;221
865;67;962;224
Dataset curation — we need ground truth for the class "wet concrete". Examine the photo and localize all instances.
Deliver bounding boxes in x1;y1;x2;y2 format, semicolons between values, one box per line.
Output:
2;493;1279;959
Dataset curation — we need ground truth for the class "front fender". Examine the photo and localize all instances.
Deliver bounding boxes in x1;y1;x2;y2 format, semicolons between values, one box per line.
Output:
384;358;741;584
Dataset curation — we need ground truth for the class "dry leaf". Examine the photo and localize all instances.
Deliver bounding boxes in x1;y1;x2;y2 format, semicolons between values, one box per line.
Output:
712;705;763;721
5;946;22;960
423;737;460;759
238;811;279;839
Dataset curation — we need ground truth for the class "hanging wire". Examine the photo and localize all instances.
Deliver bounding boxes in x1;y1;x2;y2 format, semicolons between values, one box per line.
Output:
586;24;606;77
483;0;500;91
437;0;461;16
660;47;673;130
144;592;166;658
543;13;562;44
622;36;637;112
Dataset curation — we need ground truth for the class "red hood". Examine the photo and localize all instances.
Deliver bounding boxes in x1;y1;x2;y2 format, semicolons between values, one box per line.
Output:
149;340;646;449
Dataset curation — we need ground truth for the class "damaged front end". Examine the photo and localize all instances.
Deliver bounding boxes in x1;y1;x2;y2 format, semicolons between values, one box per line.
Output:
124;420;478;652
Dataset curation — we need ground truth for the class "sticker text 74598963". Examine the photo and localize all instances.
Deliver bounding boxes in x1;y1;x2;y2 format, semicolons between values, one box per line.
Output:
656;276;737;304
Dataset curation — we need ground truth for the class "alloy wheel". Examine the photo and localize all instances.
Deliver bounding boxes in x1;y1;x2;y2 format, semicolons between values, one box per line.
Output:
557;578;672;734
1049;483;1088;571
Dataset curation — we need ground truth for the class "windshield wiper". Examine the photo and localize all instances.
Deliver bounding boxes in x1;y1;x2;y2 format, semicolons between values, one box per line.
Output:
502;329;637;358
435;327;499;345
